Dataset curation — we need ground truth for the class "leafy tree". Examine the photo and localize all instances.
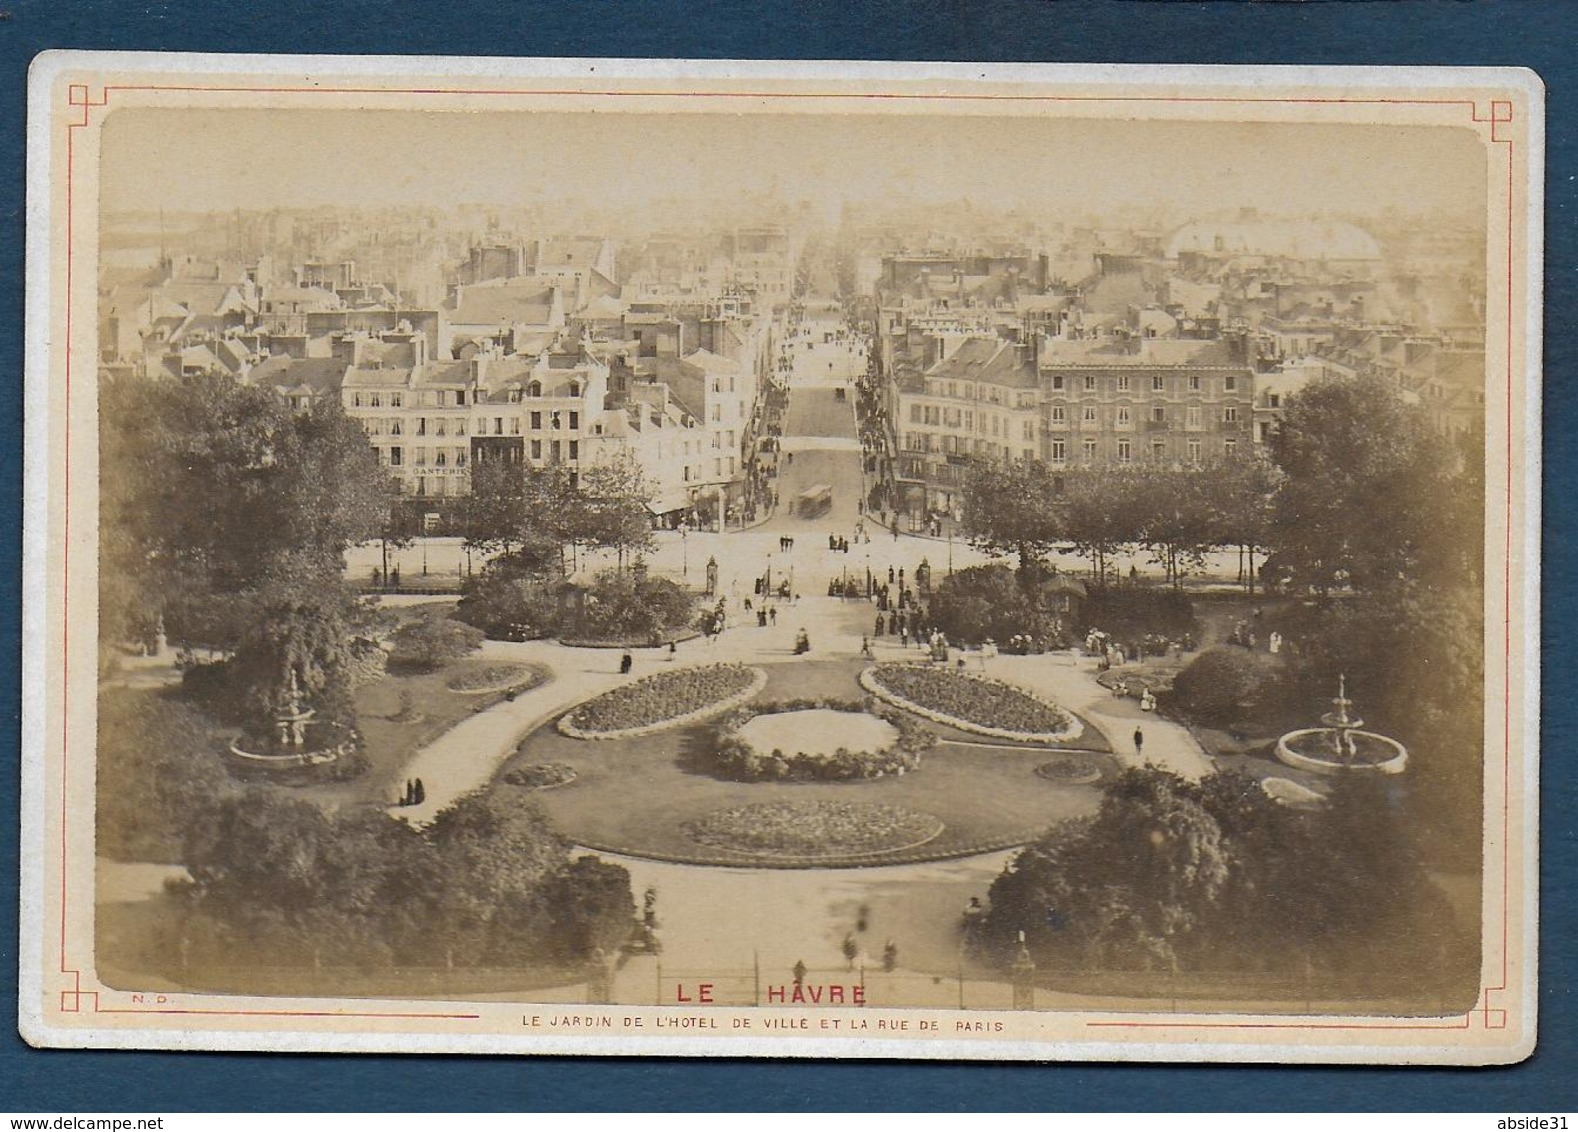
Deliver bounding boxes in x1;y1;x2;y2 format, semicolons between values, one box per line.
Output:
173;786;636;975
420;791;568;967
571;451;656;571
1205;454;1281;594
983;768;1234;973
460;456;571;571
537;855;638;961
1060;464;1142;587
1128;462;1218;590
978;767;1472;989
100;373;395;651
961;457;1065;577
226;565;369;730
1265;376;1461;595
96;687;237;863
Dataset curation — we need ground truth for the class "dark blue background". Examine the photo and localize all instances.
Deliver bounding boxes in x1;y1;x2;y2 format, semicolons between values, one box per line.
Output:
3;0;1572;1112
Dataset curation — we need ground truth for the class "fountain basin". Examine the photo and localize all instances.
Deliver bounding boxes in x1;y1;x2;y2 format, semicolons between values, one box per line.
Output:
1275;727;1407;776
227;719;358;772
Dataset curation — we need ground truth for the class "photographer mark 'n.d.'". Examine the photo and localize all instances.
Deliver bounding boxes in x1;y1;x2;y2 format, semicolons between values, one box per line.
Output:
20;54;1541;1063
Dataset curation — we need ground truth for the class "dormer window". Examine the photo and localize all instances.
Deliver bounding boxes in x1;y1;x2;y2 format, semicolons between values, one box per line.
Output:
527;381;542;398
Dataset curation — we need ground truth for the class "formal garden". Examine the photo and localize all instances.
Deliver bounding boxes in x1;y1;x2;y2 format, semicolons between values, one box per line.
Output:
498;658;1114;867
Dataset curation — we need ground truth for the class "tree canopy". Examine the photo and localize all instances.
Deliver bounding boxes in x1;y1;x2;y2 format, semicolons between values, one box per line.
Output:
100;371;396;651
462;450;654;572
173;788;635;972
978;767;1470;988
1265;375;1464;595
961;457;1065;576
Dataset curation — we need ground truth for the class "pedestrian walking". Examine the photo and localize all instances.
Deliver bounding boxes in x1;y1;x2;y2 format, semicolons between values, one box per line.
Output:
1133;726;1145;757
620;651;633;675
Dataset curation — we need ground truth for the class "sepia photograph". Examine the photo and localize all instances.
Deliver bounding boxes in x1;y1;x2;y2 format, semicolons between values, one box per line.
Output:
20;55;1541;1063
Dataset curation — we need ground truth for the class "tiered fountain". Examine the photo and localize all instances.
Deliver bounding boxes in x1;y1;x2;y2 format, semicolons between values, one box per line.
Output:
227;668;356;773
1275;675;1408;776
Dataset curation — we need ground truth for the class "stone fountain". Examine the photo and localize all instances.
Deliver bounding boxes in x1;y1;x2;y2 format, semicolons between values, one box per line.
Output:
228;668;355;773
1275;675;1408;776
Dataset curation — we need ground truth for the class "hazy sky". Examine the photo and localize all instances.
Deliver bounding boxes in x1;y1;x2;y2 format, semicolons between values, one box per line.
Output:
100;107;1488;224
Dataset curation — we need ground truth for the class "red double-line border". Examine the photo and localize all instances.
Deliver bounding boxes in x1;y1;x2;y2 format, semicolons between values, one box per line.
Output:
51;79;1523;1038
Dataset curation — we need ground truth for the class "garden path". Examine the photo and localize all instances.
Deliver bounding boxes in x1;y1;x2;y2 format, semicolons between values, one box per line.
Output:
977;652;1216;781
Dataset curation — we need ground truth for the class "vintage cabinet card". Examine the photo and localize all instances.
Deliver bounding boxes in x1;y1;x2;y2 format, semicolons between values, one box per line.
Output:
20;53;1541;1063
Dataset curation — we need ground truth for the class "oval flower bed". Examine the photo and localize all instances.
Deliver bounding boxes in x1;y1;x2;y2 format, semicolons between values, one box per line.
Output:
503;762;578;790
683;800;944;859
861;663;1083;743
710;696;936;782
446;662;548;695
1035;754;1106;786
558;664;768;739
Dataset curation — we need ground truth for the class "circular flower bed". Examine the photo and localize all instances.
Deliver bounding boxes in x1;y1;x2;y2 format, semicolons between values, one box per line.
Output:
558;664;767;739
503;762;578;789
683;800;944;859
1035;754;1105;785
446;662;547;694
710;697;936;782
861;664;1082;743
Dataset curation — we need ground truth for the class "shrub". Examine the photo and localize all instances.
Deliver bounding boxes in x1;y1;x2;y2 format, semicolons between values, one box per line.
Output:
1171;647;1281;723
345;637;391;687
455;568;566;641
389;615;485;671
709;698;935;781
929;564;1076;647
572;570;697;643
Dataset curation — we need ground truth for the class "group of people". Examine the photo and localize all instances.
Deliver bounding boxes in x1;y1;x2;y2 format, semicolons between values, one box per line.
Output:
1229;615;1284;654
1111;677;1158;713
1086;628;1197;669
395;777;426;807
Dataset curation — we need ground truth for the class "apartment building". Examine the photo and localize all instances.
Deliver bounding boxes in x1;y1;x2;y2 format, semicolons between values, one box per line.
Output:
894;337;1040;514
1036;334;1255;466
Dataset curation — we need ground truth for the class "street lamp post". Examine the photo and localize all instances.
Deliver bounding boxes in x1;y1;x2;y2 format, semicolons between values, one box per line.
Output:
1010;930;1036;1011
681;524;689;577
